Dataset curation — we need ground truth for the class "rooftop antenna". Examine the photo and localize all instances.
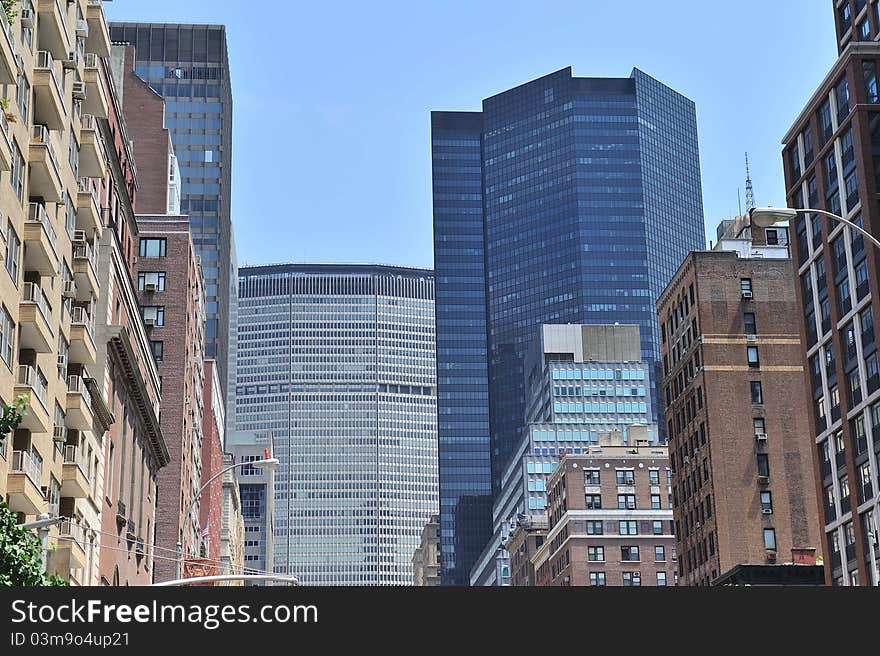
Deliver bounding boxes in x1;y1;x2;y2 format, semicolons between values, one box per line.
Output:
737;188;742;217
744;152;756;211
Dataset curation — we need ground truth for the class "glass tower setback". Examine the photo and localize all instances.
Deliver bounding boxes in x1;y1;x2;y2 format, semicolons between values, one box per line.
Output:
432;67;705;584
235;265;438;585
109;22;236;419
431;112;493;585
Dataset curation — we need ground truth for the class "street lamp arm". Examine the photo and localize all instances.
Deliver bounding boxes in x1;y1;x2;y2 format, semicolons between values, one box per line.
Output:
799;208;880;252
175;458;277;579
181;461;245;540
153;574;299;587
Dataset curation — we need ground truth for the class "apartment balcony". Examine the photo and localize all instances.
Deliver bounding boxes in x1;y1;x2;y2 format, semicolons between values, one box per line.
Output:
0;109;12;171
0;17;17;84
78;114;106;179
33;52;66;131
69;306;96;365
6;450;44;515
76;178;102;236
14;365;50;433
19;282;54;353
82;54;108;119
23;203;59;275
52;519;86;570
84;1;110;58
28;126;64;203
65;375;93;431
61;444;89;498
36;0;71;60
73;242;99;299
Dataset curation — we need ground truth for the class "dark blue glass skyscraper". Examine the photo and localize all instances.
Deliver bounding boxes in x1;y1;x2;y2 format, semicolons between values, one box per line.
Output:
432;67;705;585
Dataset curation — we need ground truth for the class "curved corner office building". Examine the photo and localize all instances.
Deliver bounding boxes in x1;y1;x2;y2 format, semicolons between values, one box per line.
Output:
236;264;438;585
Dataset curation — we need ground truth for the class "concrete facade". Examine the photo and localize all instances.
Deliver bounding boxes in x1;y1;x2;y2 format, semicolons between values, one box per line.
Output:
412;514;441;586
227;430;275;581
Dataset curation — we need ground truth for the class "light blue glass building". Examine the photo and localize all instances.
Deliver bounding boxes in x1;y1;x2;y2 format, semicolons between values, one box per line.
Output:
432;67;704;584
471;324;658;585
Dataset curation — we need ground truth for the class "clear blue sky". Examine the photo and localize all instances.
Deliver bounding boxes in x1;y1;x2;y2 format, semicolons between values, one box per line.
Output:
107;0;837;269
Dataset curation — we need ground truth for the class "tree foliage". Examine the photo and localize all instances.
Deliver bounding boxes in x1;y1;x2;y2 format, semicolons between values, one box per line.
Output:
0;502;68;586
1;0;17;26
0;394;28;450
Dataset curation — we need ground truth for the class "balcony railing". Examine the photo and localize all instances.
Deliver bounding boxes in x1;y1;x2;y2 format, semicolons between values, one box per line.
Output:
35;50;64;101
73;242;97;272
81;113;97;131
11;450;42;486
21;282;53;327
17;365;48;408
63;444;87;472
57;518;85;549
30;125;63;182
67;374;87;396
26;202;58;253
71;305;93;334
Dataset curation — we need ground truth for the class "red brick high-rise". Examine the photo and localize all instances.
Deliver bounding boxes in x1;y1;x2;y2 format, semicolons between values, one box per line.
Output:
200;360;225;568
780;0;880;585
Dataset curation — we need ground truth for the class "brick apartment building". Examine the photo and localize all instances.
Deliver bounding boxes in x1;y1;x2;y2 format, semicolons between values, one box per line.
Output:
780;0;880;585
508;515;547;586
110;42;216;582
96;25;171;585
132;215;205;581
533;429;675;586
199;360;224;568
657;219;820;586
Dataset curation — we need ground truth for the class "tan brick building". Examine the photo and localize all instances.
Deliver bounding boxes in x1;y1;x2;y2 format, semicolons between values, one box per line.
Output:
533;430;674;586
657;220;821;586
0;0;169;586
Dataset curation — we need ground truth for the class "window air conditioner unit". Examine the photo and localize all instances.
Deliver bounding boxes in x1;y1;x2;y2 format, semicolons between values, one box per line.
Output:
62;280;76;298
20;8;34;28
72;81;87;100
755;433;768;442
758;475;770;485
746;334;757;342
53;425;66;442
57;354;67;368
144;318;155;327
761;508;773;515
742;291;753;299
144;283;156;293
76;19;89;37
63;52;78;69
72;230;87;243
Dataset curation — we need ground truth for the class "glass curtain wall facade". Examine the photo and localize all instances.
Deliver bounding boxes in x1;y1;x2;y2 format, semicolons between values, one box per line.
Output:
235;265;438;585
432;67;705;584
109;22;235;422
